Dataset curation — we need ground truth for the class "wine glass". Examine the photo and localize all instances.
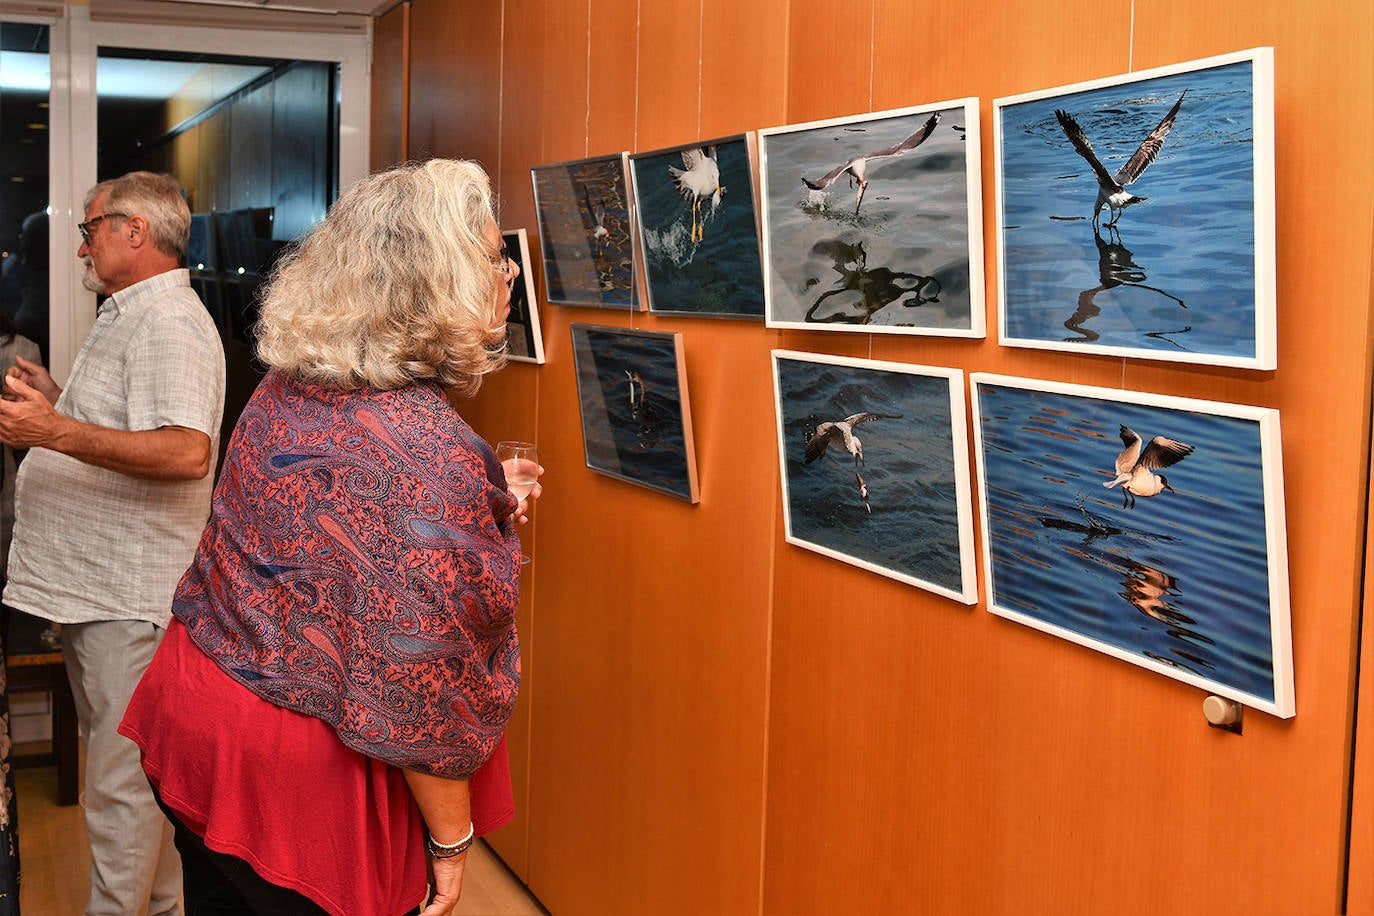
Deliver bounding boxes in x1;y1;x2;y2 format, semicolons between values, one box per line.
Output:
495;440;538;564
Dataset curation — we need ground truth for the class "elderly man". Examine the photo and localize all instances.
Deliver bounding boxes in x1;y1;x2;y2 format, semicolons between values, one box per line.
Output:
0;171;225;916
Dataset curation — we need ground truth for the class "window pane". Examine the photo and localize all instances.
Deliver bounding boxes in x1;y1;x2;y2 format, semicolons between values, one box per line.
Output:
0;21;51;362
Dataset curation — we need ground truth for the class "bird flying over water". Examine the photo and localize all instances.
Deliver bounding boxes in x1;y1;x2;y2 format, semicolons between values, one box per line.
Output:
802;111;941;215
1103;424;1194;509
804;412;901;467
668;146;723;243
1054;91;1186;228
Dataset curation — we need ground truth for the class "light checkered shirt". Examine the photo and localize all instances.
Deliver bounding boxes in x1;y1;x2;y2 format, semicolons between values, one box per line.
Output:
3;268;226;626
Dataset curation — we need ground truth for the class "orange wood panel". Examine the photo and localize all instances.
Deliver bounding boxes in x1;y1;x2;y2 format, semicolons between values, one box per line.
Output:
785;0;874;124
493;0;548;224
586;0;639;155
369;2;407;171
408;0;501;167
1353;407;1374;914
760;0;1374;912
374;0;1373;911
699;0;789;139
633;0;699;150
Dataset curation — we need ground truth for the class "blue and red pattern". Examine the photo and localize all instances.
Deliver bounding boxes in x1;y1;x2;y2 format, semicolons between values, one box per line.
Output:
174;371;521;779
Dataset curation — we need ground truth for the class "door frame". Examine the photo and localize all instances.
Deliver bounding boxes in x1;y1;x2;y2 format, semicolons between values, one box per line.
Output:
4;3;369;381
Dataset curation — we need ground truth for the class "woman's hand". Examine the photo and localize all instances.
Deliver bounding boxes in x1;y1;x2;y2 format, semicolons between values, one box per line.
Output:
420;852;468;916
513;465;544;525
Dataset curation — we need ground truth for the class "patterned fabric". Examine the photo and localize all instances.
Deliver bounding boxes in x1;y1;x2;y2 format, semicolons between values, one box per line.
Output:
4;268;226;626
175;371;521;778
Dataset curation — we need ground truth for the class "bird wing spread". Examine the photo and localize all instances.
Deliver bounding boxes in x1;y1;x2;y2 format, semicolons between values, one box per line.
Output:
803;161;854;190
1055;109;1120;192
804;423;837;463
844;411;899;427
870;111;941;159
1113;91;1185;188
1139;435;1194;470
1115;425;1143;475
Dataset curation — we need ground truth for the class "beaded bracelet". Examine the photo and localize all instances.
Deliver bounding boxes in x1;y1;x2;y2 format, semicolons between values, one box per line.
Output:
425;823;476;859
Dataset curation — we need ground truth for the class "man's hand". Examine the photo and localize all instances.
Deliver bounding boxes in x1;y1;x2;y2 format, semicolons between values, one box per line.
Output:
5;355;61;405
0;372;67;448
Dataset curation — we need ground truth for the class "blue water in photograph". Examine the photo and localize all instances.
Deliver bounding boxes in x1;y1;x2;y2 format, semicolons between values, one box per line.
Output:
572;327;693;500
503;231;537;359
533;158;637;308
763;105;974;329
777;357;965;594
632;139;765;317
999;60;1258;358
976;382;1279;702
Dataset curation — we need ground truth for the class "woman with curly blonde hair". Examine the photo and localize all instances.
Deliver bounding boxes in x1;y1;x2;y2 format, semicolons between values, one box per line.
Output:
120;159;539;916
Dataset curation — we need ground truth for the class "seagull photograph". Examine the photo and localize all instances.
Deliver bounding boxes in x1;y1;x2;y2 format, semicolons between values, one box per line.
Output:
801;111;940;216
629;135;765;318
773;351;976;603
972;374;1291;715
532;153;639;309
571;324;698;503
996;49;1275;367
1102;424;1194;509
759;100;984;337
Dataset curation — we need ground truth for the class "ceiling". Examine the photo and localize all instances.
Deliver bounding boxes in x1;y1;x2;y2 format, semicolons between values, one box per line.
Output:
149;0;391;13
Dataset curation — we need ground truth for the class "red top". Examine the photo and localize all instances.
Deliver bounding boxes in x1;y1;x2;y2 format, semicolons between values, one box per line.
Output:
120;619;515;916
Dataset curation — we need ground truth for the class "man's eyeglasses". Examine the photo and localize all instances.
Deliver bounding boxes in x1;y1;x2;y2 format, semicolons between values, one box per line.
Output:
78;212;128;243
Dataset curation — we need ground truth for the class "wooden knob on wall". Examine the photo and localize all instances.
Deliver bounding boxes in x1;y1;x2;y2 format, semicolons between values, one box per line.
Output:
1203;695;1244;728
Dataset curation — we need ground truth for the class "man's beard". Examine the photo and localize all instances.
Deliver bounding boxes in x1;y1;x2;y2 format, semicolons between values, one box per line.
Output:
81;258;105;294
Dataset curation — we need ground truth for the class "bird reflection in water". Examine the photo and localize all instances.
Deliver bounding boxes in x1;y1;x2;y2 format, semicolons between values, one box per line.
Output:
804;239;941;324
624;369;662;449
1040;504;1217;676
1064;225;1190;346
1116;556;1217;675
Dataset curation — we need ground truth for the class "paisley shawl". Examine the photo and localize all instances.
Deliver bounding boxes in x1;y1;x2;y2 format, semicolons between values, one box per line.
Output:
173;370;521;779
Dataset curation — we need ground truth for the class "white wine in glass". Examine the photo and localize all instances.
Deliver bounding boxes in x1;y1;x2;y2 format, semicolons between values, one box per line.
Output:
495;440;538;564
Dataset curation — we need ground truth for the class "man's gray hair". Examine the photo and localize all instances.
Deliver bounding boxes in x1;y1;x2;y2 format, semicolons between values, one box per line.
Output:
85;171;191;259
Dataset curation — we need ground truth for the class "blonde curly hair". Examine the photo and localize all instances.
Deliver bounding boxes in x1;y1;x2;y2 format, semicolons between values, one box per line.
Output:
255;159;507;396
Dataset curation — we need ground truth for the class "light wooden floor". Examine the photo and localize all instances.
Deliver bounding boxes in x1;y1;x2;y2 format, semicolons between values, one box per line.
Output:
15;763;546;915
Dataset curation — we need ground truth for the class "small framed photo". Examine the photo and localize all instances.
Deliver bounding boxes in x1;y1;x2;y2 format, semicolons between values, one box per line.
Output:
571;323;698;503
502;229;545;364
531;153;640;310
970;373;1293;717
759;98;984;336
773;350;977;603
994;48;1276;368
628;134;765;319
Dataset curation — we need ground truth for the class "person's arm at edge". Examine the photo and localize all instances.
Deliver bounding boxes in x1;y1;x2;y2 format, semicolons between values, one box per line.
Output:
402;769;473;916
0;374;210;480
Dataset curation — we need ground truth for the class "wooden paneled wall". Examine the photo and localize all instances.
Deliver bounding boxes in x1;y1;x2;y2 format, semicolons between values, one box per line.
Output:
377;0;1374;913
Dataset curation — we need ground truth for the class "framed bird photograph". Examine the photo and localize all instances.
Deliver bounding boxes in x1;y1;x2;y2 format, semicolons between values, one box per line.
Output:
531;153;641;310
571;323;698;503
758;98;985;337
627;133;765;319
994;47;1276;369
970;373;1293;717
502;229;546;364
772;350;977;603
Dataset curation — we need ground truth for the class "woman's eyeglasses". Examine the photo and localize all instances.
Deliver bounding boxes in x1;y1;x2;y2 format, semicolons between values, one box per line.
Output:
489;241;515;275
